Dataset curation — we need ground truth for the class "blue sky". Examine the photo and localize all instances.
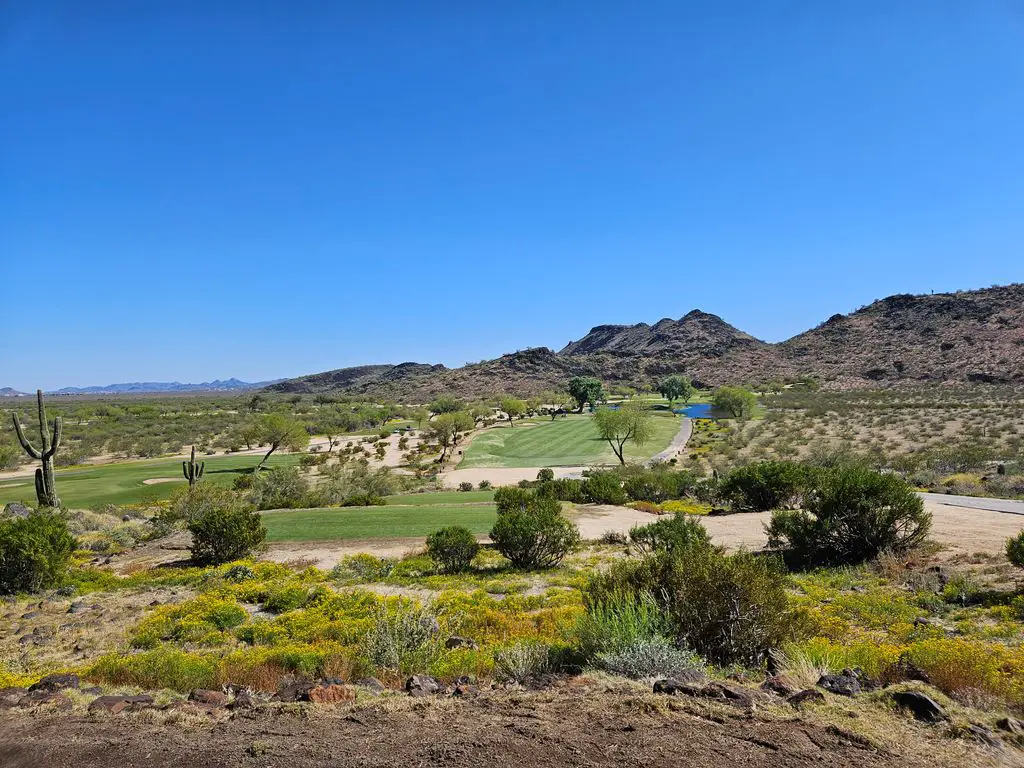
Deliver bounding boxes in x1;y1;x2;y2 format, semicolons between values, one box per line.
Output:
2;2;1023;391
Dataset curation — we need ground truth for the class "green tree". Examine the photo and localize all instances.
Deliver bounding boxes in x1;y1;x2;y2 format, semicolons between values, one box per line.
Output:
429;396;463;415
429;411;475;463
568;376;604;413
411;408;430;429
539;390;570;420
254;413;309;470
0;510;76;594
187;494;266;565
490;494;580;569
712;386;758;419
657;376;694;409
594;402;654;465
500;397;527;427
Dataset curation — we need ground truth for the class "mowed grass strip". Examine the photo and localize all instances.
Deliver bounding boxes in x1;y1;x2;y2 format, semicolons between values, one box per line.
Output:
0;452;301;509
460;412;683;468
385;490;494;505
261;503;497;542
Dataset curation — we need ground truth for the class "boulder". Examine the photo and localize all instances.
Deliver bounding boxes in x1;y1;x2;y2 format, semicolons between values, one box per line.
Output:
88;694;154;714
3;503;32;519
189;689;228;707
229;690;257;710
761;675;800;697
0;687;26;708
17;689;72;708
996;717;1024;735
653;678;703;697
29;673;79;693
966;724;1003;750
405;675;445;696
891;690;947;723
788;689;826;709
307;684;355;704
817;673;860;697
700;681;760;709
354;678;386;695
273;680;315;702
445;636;479;650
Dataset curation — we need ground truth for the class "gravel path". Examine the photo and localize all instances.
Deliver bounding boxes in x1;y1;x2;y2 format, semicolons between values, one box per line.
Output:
918;492;1024;516
646;416;693;465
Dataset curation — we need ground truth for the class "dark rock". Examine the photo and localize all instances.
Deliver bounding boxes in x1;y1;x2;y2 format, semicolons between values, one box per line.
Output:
54;585;77;597
88;695;153;714
445;636;479;650
121;514;132;522
67;602;87;614
273;680;315;702
354;677;386;694
699;682;758;709
966;725;1003;750
817;673;860;697
845;667;881;692
189;689;228;707
788;689;826;708
653;678;704;696
3;503;32;519
0;687;26;708
29;673;79;692
81;686;103;695
996;717;1024;735
229;690;257;709
761;675;800;697
21;611;40;620
405;675;445;696
891;690;947;723
17;689;72;708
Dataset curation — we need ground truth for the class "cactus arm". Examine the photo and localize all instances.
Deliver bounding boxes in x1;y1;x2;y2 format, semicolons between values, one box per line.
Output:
12;414;43;459
44;416;62;460
183;461;190;481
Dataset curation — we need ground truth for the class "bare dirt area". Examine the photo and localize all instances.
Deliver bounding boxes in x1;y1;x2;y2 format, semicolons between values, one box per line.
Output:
0;685;989;768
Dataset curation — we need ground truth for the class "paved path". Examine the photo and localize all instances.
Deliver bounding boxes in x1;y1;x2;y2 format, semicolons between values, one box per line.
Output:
918;492;1024;516
647;416;693;465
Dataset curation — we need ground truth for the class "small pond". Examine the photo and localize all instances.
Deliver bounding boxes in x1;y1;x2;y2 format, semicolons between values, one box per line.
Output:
674;402;715;419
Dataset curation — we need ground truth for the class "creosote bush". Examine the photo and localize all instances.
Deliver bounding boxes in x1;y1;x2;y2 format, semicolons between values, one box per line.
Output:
719;460;815;512
0;509;76;594
426;526;480;573
186;492;267;565
1006;531;1024;568
628;512;712;556
766;464;931;567
490;493;580;570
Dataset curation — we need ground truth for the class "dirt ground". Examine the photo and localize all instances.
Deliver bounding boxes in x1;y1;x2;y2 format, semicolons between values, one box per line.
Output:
0;685;992;768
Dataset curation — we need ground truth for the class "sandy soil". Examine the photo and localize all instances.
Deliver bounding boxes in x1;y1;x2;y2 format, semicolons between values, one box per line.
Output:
141;477;180;485
440;465;590;489
0;683;986;768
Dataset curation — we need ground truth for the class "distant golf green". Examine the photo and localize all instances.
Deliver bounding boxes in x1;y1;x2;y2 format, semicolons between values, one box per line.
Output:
0;452;301;509
261;500;497;542
460;412;683;468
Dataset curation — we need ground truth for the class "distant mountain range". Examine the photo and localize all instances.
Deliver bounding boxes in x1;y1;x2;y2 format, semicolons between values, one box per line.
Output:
266;284;1024;398
0;379;278;396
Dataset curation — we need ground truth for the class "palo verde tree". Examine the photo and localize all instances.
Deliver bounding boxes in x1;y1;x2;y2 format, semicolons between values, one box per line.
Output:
429;411;475;463
12;389;62;508
657;375;695;409
500;397;527;426
568;376;604;413
712;386;758;419
254;413;310;471
182;445;205;487
429;396;464;415
594;401;654;465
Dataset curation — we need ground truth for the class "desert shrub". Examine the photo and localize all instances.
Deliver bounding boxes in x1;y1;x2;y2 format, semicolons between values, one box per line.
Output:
332;554;396;582
1006;532;1024;568
621;469;697;503
598;636;705;680
627;500;662;515
363;601;440;671
582;471;628;505
766;465;931;567
156;483;241;533
628;513;712;556
586;548;795;666
89;648;217;692
478;480;492;490
660;499;712;515
493;641;551;683
494;486;535;513
248;466;310;510
536;468;554;482
426;526;480;573
187;494;266;565
0;510;77;594
719;461;814;512
457;481;474;492
0;443;21;470
536;478;586;503
490;494;580;570
341;492;385;507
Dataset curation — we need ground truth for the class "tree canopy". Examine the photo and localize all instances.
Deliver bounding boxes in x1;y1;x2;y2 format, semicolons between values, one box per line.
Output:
712;387;758;419
657;375;695;408
594;401;655;464
254;413;309;470
500;397;527;426
568;376;604;412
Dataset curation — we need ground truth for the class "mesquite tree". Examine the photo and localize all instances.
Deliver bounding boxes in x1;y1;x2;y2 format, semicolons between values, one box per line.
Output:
12;390;62;508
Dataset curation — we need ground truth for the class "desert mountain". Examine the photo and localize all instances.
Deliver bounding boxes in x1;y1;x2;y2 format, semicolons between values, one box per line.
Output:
267;284;1024;398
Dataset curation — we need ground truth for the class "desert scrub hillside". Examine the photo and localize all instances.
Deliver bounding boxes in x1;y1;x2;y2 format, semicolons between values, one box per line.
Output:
687;387;1024;498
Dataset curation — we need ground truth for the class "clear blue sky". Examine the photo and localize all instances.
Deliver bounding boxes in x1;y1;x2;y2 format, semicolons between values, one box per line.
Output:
3;2;1023;391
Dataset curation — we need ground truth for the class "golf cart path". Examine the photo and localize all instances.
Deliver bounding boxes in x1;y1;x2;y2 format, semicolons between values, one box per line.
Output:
918;492;1024;515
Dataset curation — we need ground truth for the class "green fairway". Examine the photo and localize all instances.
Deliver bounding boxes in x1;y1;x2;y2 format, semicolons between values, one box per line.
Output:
0;452;301;509
460;412;683;468
261;501;497;542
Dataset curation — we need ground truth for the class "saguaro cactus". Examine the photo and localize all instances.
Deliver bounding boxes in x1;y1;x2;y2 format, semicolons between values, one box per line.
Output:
12;389;62;508
182;445;205;487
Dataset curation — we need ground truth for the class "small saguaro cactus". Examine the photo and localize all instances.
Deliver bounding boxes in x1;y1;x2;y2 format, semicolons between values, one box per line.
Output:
12;389;62;508
182;445;205;487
